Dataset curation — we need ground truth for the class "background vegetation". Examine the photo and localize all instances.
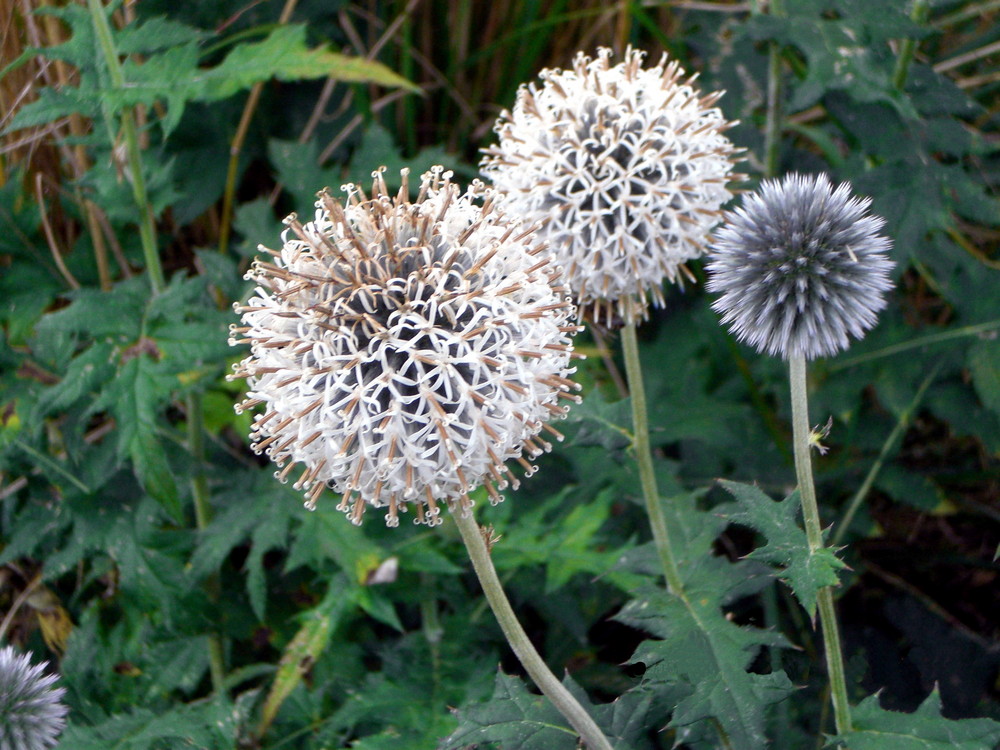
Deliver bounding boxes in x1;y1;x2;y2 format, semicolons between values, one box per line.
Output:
1;0;998;747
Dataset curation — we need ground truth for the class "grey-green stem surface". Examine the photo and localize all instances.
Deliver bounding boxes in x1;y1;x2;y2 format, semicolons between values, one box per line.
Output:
452;509;615;750
621;322;686;593
789;355;852;736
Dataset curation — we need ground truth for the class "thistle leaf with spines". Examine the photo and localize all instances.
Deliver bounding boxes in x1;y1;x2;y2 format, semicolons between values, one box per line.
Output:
826;689;1000;750
614;491;794;750
719;479;847;618
442;671;655;750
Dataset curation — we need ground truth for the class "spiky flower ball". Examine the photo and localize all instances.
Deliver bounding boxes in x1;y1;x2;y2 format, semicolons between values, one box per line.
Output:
705;173;894;360
230;168;581;527
482;47;741;326
0;646;68;750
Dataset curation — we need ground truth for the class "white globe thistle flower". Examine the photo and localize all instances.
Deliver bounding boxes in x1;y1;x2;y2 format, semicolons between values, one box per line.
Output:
482;47;741;326
705;173;895;360
0;646;68;750
229;168;581;527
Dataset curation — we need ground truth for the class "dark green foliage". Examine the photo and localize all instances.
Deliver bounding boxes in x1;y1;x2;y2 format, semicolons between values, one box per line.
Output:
1;0;997;748
720;481;847;617
827;690;1000;750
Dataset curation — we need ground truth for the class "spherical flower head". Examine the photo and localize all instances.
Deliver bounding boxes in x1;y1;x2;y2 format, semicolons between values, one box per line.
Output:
482;46;741;326
229;167;581;527
0;646;68;750
705;173;895;360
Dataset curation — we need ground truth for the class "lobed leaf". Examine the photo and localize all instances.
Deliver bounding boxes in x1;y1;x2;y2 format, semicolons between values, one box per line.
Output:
615;492;794;750
719;480;846;618
826;690;1000;750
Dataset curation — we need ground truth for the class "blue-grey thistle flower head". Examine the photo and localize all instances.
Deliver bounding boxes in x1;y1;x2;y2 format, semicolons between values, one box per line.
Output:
0;646;68;750
705;173;894;360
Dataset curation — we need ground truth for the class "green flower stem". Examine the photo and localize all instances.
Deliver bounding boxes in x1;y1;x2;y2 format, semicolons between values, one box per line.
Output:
87;0;164;294
827;319;1000;371
621;322;686;595
789;355;851;736
186;392;226;693
832;363;940;547
892;0;931;91
452;510;614;750
92;0;224;690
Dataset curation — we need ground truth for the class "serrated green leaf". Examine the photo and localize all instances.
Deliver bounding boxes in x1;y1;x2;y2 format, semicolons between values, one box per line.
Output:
284;498;387;581
440;671;583;750
233;196;285;258
614;492;793;750
190;471;297;618
743;5;924;117
444;670;656;750
5;17;415;139
141;636;210;698
259;575;354;734
59;695;238;749
95;352;181;522
129;425;181;523
491;486;622;592
719;480;846;617
267;138;344;217
342;123;472;193
827;689;1000;750
618;585;792;750
102;496;193;615
34;278;147;341
197;25;418;100
564;390;633;451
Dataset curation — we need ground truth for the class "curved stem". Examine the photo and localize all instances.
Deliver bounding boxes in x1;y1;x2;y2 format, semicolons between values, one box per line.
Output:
789;356;851;736
621;322;685;594
452;510;614;750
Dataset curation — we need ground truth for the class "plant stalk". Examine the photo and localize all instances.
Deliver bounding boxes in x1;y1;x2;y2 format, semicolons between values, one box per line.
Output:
452;509;614;750
621;322;685;595
893;0;931;91
832;363;940;547
186;392;227;693
789;355;851;736
87;0;164;293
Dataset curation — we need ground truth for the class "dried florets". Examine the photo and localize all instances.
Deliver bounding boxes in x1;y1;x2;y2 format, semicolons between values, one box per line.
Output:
483;47;741;325
230;168;581;526
705;173;895;360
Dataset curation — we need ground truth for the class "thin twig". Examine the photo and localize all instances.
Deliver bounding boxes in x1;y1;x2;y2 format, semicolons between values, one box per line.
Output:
832;363;941;546
35;173;80;290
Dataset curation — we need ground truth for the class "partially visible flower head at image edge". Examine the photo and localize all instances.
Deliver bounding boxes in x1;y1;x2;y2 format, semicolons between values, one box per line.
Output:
229;167;582;527
705;172;895;360
482;46;742;326
0;645;69;750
